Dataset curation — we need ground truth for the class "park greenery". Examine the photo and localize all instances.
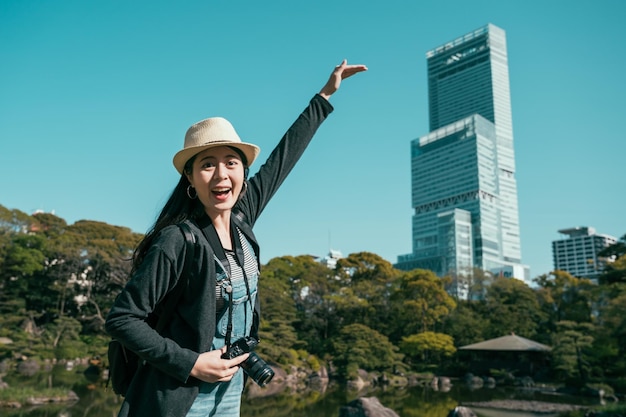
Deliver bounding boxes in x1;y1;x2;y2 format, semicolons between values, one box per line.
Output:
1;204;625;398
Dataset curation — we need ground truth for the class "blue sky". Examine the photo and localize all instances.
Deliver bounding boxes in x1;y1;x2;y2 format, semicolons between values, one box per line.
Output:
1;0;624;279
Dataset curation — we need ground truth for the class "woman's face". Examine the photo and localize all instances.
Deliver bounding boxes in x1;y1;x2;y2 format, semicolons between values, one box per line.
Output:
187;146;246;219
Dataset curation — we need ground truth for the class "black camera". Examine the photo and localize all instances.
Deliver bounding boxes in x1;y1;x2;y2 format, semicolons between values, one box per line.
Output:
222;336;275;387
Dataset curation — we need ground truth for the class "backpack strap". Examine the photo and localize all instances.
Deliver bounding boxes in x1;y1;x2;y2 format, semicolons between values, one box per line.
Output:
154;221;196;333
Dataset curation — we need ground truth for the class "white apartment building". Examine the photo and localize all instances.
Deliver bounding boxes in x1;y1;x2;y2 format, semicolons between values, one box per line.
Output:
552;227;616;282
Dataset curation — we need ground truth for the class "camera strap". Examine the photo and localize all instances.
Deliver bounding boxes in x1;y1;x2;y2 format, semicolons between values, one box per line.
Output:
200;217;253;349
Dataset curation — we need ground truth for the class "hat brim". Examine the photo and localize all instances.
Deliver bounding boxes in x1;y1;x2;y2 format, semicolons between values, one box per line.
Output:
173;141;260;174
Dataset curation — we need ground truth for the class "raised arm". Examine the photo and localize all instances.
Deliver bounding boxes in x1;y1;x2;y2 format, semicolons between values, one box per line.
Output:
237;59;367;225
318;59;368;101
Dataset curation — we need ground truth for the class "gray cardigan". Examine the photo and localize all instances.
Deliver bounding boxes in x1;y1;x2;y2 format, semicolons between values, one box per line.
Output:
105;94;333;417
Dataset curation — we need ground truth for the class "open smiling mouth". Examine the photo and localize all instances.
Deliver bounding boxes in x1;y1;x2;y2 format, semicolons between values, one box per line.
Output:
212;188;232;197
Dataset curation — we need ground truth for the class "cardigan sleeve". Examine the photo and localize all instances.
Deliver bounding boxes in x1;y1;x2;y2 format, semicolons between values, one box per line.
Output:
237;94;334;226
105;227;199;382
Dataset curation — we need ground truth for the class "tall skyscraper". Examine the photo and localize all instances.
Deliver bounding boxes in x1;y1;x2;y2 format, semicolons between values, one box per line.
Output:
396;24;529;283
552;227;616;283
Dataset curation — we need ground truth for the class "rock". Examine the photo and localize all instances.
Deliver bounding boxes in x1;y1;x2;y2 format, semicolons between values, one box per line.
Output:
25;390;79;405
0;359;9;374
463;399;587;413
0;400;21;408
339;397;399;417
447;406;477;417
432;376;452;392
309;366;329;391
347;376;365;391
357;369;371;381
483;377;496;388
347;369;372;391
16;359;39;377
464;373;483;389
515;376;535;387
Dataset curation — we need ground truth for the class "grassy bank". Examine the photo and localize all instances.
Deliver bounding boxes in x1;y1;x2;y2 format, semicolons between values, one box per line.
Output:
0;387;78;407
558;403;626;416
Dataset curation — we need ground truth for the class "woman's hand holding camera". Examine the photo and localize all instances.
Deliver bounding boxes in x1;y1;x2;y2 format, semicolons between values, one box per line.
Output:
189;345;250;383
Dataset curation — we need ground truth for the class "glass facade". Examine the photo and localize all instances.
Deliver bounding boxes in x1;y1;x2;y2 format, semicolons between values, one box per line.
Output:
397;24;528;283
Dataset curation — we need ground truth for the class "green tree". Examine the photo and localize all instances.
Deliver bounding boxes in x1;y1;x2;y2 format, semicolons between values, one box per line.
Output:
260;255;340;366
3;234;46;278
593;284;626;381
550;320;594;386
483;277;544;340
400;331;455;368
0;205;35;279
331;323;402;379
534;271;595;334
391;269;456;337
0;205;33;234
257;256;308;365
51;220;140;331
333;252;399;336
1;234;48;312
0;208;142;361
441;300;488;348
44;316;87;359
31;211;67;235
64;220;139;265
599;254;626;285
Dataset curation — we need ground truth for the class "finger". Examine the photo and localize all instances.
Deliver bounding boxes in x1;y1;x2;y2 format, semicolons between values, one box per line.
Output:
207;371;235;383
227;352;250;366
218;373;236;382
345;65;367;72
341;66;368;79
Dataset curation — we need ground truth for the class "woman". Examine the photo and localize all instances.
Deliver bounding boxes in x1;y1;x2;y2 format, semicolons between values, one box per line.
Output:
105;59;367;417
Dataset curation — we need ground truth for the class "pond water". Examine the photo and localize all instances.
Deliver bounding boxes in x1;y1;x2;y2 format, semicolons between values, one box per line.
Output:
1;365;598;417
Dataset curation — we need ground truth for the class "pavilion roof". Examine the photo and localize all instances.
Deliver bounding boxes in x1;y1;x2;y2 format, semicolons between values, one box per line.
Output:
459;334;551;352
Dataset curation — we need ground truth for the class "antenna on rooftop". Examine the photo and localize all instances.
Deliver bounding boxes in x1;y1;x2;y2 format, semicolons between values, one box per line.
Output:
328;229;332;252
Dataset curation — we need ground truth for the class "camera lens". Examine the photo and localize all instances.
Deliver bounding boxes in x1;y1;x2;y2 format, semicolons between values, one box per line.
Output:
241;352;275;387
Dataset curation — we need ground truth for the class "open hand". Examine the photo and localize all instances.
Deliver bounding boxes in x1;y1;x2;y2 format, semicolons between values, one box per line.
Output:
319;59;368;100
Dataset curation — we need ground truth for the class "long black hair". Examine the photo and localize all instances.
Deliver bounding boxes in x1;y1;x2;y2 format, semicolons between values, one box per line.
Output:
131;160;203;273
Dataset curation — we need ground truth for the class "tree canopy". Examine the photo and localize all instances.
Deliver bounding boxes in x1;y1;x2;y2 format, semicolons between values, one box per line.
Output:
1;204;625;388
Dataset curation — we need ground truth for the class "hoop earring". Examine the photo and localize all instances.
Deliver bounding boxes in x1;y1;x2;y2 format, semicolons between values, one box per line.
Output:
186;185;197;199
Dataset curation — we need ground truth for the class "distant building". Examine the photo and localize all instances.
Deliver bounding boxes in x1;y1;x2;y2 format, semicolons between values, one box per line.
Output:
396;23;529;285
318;249;343;269
552;227;616;282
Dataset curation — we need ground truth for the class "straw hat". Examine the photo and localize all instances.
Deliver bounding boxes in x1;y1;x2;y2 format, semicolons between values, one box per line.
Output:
173;117;260;174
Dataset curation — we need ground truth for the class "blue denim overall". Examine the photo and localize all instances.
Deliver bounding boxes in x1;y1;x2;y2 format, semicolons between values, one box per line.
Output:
186;233;258;417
